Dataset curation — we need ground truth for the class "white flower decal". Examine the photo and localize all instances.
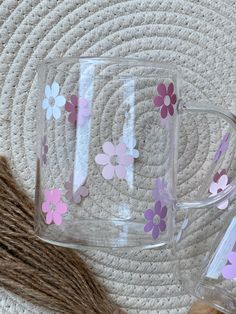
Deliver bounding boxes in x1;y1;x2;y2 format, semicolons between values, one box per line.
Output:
42;82;66;120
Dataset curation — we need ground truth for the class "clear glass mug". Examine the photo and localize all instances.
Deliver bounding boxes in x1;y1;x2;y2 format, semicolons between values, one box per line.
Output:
35;56;236;249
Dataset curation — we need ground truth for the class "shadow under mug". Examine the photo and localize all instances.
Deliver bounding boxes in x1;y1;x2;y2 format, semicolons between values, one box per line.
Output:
35;56;236;249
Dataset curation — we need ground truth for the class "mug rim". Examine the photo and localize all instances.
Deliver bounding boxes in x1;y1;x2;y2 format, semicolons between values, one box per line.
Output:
38;55;179;73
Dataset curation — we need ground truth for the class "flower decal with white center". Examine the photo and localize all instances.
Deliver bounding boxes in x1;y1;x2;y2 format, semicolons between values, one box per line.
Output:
153;82;177;119
42;188;68;225
95;141;134;180
65;95;91;126
144;200;167;240
42;82;66;120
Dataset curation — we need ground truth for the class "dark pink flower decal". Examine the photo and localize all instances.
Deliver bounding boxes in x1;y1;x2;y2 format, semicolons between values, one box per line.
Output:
42;189;68;225
213;169;227;183
65;95;90;125
144;200;167;240
65;95;78;124
153;82;177;119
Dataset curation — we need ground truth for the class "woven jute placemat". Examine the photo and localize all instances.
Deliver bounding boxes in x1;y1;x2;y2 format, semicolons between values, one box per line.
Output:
0;1;235;313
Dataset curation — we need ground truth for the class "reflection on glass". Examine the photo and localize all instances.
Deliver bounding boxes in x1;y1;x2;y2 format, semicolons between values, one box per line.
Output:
73;62;94;191
122;79;136;189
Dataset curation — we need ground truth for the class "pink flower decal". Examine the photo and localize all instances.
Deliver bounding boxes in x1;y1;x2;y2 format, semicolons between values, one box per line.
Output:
209;170;229;209
222;252;236;279
64;174;89;204
152;178;171;204
42;189;68;225
214;133;230;162
144;200;167;240
41;135;48;165
65;95;90;125
153;82;177;119
95;141;134;180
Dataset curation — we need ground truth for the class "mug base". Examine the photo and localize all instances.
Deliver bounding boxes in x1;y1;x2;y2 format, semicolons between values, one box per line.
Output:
35;219;169;250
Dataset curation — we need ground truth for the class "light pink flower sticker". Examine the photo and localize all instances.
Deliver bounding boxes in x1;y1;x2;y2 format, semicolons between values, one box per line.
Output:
95;141;134;180
42;189;68;225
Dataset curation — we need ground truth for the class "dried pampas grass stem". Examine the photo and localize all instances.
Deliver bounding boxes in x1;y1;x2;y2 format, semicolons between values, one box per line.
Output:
189;302;223;314
0;156;118;313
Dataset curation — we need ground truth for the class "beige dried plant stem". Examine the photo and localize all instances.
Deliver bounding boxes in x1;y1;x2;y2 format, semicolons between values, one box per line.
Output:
0;156;118;314
189;301;223;314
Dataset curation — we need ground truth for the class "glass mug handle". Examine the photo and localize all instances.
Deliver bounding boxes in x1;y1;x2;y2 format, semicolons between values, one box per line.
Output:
177;101;236;210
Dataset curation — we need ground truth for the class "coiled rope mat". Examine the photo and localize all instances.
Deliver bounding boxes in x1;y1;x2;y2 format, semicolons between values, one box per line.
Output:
0;1;235;313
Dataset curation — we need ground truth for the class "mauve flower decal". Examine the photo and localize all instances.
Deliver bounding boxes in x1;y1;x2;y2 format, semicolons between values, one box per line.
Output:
152;178;171;204
95;141;134;180
41;135;48;165
222;252;236;279
153;82;177;119
42;189;68;225
65;95;78;124
209;170;229;209
64;174;89;204
214;133;230;162
42;82;66;120
65;95;90;125
144;200;167;240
